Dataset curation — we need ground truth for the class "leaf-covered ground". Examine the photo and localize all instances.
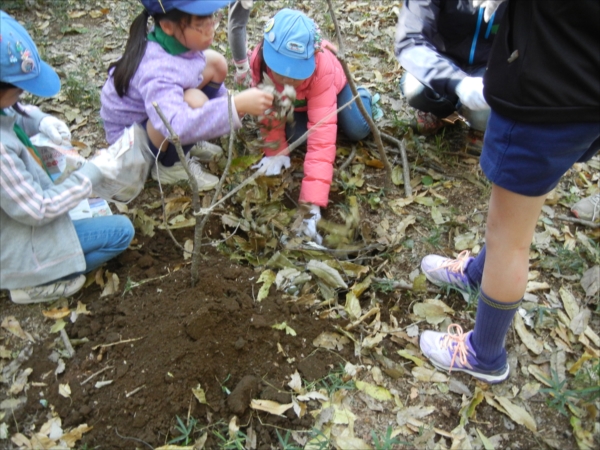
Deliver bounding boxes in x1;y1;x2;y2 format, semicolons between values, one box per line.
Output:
1;1;599;449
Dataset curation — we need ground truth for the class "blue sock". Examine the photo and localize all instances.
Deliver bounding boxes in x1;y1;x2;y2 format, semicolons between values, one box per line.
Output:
466;245;485;287
201;81;223;100
470;289;521;369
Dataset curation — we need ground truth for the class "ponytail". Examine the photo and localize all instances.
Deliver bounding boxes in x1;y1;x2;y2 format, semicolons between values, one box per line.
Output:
108;8;193;97
109;10;151;97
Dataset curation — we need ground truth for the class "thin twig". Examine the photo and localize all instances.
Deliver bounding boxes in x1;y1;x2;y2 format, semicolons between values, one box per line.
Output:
557;215;600;229
380;132;413;197
114;427;153;450
125;384;146;398
92;337;144;351
59;329;75;358
337;144;357;173
326;0;394;190
80;365;113;385
151;103;194;255
191;91;237;285
194;96;358;217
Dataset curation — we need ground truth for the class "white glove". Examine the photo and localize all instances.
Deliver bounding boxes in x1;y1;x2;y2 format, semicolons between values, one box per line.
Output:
252;155;291;176
39;116;71;145
455;76;488;111
297;204;323;245
90;150;120;180
241;0;253;9
472;0;505;22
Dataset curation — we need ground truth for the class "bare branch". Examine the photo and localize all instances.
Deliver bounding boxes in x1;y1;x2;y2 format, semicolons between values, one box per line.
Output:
381;132;413;197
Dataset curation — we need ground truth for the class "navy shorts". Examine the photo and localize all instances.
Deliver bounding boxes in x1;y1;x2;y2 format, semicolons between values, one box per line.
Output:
481;111;600;197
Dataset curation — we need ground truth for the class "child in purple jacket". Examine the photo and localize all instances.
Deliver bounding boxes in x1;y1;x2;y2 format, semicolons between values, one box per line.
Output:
101;0;273;191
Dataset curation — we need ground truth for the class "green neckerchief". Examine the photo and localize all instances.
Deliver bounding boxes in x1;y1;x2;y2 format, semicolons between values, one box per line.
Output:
147;24;189;55
0;109;51;178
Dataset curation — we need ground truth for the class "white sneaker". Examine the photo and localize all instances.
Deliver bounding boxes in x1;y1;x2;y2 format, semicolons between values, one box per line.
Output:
10;275;86;304
152;156;219;191
189;141;223;162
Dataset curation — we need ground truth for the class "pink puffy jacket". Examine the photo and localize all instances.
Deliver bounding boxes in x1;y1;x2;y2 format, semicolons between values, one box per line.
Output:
250;41;347;207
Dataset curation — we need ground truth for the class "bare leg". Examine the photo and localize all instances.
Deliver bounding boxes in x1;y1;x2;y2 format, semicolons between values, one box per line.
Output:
197;49;227;90
481;184;548;302
146;89;210;151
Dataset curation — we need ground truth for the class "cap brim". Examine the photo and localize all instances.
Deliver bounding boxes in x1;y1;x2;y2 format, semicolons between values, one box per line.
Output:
263;41;315;80
174;0;234;16
12;61;60;97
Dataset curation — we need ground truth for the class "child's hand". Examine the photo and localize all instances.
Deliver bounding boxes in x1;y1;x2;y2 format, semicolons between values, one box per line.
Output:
234;88;274;116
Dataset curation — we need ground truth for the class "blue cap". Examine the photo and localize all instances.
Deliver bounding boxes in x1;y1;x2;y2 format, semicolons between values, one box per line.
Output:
140;0;234;16
0;11;60;97
263;9;317;80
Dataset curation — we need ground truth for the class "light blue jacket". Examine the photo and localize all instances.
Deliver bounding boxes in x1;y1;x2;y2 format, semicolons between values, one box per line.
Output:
0;106;102;289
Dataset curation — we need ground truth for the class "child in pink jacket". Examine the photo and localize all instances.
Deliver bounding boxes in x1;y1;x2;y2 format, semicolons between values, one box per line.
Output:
249;9;372;243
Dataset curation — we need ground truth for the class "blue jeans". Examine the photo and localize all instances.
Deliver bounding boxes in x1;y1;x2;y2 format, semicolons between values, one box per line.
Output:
286;84;372;143
400;67;490;131
73;215;135;274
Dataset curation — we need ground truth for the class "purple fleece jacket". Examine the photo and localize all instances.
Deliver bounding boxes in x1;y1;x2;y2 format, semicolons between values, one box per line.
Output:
100;41;241;145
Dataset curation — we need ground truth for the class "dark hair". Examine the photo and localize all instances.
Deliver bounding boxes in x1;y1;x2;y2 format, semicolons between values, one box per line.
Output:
0;82;28;116
0;81;16;90
256;40;268;83
108;8;193;97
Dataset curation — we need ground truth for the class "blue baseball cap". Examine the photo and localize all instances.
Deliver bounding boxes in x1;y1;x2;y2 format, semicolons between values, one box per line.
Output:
140;0;234;16
263;9;317;80
0;11;60;97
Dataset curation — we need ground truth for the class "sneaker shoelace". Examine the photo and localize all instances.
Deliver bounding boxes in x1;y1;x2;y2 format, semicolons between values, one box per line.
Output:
431;250;471;275
440;324;469;372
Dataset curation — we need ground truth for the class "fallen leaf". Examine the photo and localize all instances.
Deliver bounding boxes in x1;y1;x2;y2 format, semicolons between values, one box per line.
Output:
312;332;349;351
476;428;495;450
514;314;543;355
334;435;373;450
42;307;71;320
101;272;120;297
8;368;33;396
250;399;293;416
569;308;591;336
581;266;599;297
59;383;72;398
272;322;296;336
493;396;537;432
288;371;302;393
256;269;275;302
559;287;580;320
355;380;392;402
307;260;348;289
1;316;34;342
397;349;425;367
50;319;67;334
413;302;448;325
412;366;448;382
192;384;208;405
396;405;435;426
183;239;194;260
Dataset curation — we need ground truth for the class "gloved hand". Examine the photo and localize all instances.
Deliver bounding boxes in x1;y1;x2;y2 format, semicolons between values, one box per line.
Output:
455;77;488;111
472;0;506;22
241;0;253;9
297;204;323;245
39;116;71;145
90;150;120;180
252;155;291;176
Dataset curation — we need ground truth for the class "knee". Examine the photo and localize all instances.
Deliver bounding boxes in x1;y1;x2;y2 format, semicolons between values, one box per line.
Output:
206;50;228;82
184;88;209;109
116;216;135;250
